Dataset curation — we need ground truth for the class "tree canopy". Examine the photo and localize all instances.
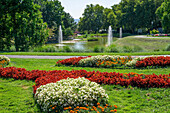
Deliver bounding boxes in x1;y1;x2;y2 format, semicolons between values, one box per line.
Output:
0;0;76;51
78;0;165;34
0;0;48;51
156;0;170;33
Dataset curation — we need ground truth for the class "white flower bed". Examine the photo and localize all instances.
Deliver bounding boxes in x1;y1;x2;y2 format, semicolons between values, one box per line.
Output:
79;55;122;67
35;77;108;112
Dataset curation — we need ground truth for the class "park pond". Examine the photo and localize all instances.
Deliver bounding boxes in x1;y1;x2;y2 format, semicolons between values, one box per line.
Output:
47;37;117;51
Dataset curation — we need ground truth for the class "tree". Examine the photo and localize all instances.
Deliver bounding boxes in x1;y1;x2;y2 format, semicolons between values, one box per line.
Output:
0;0;48;51
62;12;77;37
156;0;170;33
78;4;104;33
102;8;117;30
34;0;76;39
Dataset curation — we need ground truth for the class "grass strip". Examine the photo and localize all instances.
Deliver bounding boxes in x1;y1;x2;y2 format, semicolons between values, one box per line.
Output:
0;51;170;56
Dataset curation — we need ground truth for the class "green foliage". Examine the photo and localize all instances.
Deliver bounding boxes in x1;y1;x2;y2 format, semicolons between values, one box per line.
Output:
87;37;98;41
107;44;119;53
78;0;164;34
102;8;117;30
150;29;159;34
64;27;74;38
33;45;57;52
156;0;170;33
63;46;72;52
35;0;76;39
78;4;104;33
0;0;49;52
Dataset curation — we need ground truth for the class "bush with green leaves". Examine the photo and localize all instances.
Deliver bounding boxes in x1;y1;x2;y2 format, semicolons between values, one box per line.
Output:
150;29;159;34
87;37;98;41
35;77;108;112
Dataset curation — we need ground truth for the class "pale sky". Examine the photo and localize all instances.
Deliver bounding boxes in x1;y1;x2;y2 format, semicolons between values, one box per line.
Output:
59;0;121;19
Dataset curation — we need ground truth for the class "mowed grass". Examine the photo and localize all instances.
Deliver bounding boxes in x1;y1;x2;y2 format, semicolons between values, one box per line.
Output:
113;36;170;51
0;51;170;56
0;78;40;113
1;58;170;113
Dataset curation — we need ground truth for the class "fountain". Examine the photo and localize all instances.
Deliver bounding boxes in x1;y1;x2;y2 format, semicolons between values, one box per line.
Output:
107;26;113;46
58;25;63;44
120;27;122;38
56;25;65;47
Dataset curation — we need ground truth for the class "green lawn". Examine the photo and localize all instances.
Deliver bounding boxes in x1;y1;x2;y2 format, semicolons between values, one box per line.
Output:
0;51;170;56
1;58;170;113
0;78;40;113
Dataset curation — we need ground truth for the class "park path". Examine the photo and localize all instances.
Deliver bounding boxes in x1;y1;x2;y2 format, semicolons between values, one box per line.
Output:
1;55;170;59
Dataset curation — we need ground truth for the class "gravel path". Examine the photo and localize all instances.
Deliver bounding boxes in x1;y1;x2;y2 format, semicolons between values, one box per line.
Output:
1;55;170;59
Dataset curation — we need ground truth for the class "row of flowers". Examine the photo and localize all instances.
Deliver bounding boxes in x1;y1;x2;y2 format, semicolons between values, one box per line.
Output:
56;55;170;68
135;56;170;67
56;56;91;66
0;56;10;68
0;67;169;94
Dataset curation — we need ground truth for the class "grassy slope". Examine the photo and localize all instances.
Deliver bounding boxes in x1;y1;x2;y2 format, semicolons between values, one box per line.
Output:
113;36;170;51
1;58;170;113
0;51;170;56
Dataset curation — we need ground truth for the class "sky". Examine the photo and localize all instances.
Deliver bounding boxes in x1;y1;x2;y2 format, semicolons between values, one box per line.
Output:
59;0;121;19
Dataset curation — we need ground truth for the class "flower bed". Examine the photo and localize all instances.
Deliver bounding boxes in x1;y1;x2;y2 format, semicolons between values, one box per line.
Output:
136;56;170;67
35;77;109;112
0;67;169;94
56;55;170;68
56;55;132;68
0;56;10;68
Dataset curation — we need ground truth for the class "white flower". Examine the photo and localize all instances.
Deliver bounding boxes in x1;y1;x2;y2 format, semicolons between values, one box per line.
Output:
35;77;108;112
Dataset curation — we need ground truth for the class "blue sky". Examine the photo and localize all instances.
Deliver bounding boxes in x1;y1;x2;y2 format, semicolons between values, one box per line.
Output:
59;0;121;19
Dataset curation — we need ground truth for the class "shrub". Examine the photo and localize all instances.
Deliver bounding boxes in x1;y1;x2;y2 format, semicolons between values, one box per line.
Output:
107;44;119;53
87;37;98;41
33;45;57;52
0;56;10;68
35;77;109;112
63;46;72;52
150;29;159;34
122;46;133;53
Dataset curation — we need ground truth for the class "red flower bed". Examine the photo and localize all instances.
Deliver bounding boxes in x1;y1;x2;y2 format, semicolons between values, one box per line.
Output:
136;56;170;67
0;67;169;94
56;56;91;66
